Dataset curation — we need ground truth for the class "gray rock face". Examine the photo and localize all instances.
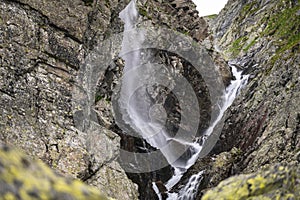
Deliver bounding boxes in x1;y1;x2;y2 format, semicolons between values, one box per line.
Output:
2;0;297;199
0;0;214;199
180;0;299;198
212;0;300;172
91;1;224;199
0;0;138;199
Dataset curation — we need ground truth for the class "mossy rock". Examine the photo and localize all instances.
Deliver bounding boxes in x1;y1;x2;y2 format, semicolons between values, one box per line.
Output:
202;165;300;200
261;1;300;64
0;143;112;200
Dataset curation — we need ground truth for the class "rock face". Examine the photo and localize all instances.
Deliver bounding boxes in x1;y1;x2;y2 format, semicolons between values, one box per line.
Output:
1;0;299;199
92;1;225;199
0;0;214;199
211;0;300;172
213;0;300;164
0;0;138;199
191;0;299;198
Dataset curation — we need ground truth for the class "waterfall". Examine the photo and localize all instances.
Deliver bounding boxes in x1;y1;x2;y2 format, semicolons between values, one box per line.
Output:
178;170;205;200
118;0;202;170
118;1;249;199
167;64;249;199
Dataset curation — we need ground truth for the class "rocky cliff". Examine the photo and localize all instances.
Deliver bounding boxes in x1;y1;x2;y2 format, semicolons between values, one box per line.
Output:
0;0;299;199
0;0;138;199
213;0;299;167
214;0;299;176
0;0;212;199
196;0;300;198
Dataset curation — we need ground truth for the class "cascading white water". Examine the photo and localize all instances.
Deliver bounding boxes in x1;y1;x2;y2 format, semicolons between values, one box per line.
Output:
118;1;249;199
178;170;205;200
119;0;202;171
167;65;250;199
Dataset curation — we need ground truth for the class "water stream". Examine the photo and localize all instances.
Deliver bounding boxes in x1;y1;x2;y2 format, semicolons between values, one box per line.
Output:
118;1;249;199
166;64;249;199
119;0;202;171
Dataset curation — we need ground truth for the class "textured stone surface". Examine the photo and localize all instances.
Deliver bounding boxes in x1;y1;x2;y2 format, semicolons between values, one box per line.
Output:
91;1;224;199
212;0;300;172
1;0;298;199
0;0;138;199
185;0;300;199
0;143;111;200
202;165;300;200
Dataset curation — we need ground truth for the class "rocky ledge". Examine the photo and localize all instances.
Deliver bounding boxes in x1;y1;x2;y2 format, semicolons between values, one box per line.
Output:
0;143;112;200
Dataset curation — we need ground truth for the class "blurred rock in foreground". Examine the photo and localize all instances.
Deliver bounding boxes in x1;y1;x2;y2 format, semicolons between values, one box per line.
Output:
0;143;112;200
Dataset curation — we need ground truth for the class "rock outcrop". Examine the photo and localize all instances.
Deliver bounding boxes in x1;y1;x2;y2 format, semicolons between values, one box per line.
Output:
1;0;299;199
212;1;300;170
0;0;138;199
191;0;299;198
0;0;213;199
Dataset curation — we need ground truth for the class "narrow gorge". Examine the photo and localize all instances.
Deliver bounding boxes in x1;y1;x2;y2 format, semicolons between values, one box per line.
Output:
0;0;299;200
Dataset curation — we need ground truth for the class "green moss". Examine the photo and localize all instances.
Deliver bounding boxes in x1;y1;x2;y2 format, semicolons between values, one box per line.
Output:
229;0;299;61
270;33;300;64
228;36;248;57
206;14;217;19
0;144;112;200
262;2;300;64
139;8;147;17
95;94;103;103
243;37;258;52
241;1;259;16
183;30;190;36
138;7;152;19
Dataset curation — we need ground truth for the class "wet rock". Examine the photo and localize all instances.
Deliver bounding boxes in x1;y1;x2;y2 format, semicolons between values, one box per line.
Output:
92;1;222;198
2;0;297;199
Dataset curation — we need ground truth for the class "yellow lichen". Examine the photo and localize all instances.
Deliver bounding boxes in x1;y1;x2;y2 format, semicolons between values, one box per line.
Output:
0;144;112;200
3;193;16;200
247;175;267;191
202;165;300;200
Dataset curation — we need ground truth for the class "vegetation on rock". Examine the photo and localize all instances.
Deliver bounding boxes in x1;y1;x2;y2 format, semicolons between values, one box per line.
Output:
200;0;300;198
0;143;112;200
0;0;299;199
202;165;300;200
